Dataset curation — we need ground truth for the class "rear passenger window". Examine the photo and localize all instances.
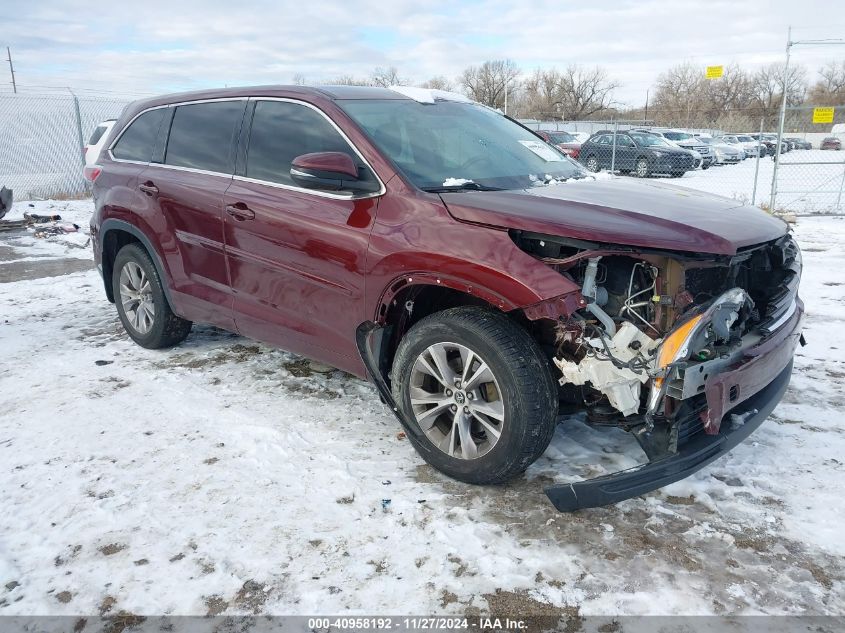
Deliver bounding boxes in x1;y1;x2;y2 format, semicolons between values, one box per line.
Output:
112;109;166;162
88;124;108;145
246;101;358;186
165;101;245;173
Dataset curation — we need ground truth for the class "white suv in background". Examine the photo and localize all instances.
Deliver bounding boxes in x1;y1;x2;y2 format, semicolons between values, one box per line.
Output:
83;119;116;173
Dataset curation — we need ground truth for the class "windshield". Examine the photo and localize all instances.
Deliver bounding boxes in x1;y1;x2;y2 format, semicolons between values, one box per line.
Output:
697;137;717;145
736;135;753;142
339;99;586;190
547;132;576;144
663;131;694;141
629;132;671;147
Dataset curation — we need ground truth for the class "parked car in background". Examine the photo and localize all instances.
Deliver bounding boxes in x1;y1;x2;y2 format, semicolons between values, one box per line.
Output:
718;135;750;159
571;131;591;144
641;129;713;168
580;130;695;177
749;133;786;155
821;137;842;150
733;134;766;157
89;85;803;512
698;137;743;164
534;129;581;159
633;129;704;169
83;119;116;179
784;137;812;150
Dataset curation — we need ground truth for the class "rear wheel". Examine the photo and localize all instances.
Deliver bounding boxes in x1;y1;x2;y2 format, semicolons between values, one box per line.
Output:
391;307;558;485
112;243;192;349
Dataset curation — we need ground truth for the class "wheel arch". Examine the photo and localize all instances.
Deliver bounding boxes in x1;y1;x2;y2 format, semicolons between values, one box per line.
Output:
100;219;172;305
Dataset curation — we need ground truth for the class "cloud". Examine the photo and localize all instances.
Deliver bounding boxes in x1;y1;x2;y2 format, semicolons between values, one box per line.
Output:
2;0;843;103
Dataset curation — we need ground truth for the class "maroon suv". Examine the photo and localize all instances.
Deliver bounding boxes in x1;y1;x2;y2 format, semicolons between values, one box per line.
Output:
90;86;804;511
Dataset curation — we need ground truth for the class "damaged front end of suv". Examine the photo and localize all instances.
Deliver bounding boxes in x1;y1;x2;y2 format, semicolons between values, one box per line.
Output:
514;230;805;511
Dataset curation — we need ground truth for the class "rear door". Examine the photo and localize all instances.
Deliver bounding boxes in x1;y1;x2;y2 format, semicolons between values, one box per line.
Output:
615;133;637;170
137;99;246;328
223;98;382;373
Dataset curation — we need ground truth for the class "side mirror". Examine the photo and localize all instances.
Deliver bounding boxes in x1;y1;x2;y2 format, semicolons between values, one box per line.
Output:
290;152;378;194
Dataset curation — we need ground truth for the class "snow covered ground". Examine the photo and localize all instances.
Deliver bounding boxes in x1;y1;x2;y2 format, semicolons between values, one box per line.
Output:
662;149;845;215
0;199;843;618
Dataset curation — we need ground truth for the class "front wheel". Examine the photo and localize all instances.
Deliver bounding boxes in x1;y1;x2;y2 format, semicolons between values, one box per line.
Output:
391;307;558;485
112;243;192;349
584;155;599;172
635;158;650;178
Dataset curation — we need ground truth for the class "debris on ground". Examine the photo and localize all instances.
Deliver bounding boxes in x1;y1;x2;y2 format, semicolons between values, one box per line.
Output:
0;187;12;219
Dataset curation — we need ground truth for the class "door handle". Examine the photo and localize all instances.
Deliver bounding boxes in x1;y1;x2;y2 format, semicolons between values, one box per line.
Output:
139;182;159;196
225;204;255;221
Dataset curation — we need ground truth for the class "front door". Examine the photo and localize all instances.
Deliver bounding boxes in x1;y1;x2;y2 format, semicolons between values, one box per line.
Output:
223;99;382;373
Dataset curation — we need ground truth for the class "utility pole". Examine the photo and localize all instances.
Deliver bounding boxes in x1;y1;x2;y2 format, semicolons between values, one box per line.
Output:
769;28;845;213
770;26;791;213
6;46;16;93
644;89;649;124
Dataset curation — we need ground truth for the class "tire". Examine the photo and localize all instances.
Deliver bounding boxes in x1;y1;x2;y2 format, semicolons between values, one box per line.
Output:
112;243;192;349
390;307;558;485
635;157;650;178
585;155;599;172
702;162;710;170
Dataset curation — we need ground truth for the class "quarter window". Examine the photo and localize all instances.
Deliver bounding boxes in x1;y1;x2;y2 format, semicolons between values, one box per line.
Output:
88;124;109;146
245;100;362;186
164;101;245;173
112;109;166;162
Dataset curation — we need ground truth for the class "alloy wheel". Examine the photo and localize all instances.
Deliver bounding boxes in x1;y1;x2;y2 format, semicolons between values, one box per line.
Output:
636;159;649;177
586;156;599;172
119;261;155;335
409;341;505;460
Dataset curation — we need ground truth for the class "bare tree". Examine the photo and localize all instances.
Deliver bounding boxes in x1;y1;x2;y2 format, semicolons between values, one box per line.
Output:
750;62;807;122
703;63;754;116
651;62;707;126
291;73;308;86
370;66;405;87
559;65;620;120
331;74;372;86
419;75;455;91
521;65;620;120
809;60;845;105
459;59;520;109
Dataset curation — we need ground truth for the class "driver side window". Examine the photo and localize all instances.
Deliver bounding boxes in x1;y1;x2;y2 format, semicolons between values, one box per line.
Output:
245;100;362;187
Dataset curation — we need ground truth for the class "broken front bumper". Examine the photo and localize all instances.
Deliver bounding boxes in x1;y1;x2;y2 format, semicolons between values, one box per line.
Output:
546;299;804;512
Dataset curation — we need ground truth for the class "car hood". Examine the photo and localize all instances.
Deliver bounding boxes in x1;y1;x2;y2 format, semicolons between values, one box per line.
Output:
656;146;691;154
441;178;787;255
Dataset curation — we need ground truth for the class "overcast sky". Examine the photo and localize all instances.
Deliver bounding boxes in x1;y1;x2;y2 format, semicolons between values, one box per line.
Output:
3;0;844;104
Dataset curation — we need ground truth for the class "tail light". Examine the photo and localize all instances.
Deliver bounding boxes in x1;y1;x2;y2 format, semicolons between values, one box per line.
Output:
84;166;102;182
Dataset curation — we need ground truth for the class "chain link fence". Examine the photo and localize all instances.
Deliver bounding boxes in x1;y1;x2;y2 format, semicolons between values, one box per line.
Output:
1;94;843;213
522;106;845;215
0;93;131;200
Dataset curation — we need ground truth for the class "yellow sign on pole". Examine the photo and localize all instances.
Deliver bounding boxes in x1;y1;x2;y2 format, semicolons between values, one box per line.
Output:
705;65;724;79
813;107;835;124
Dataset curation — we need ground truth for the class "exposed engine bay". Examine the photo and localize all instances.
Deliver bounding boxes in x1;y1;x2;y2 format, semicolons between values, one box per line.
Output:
513;229;802;458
